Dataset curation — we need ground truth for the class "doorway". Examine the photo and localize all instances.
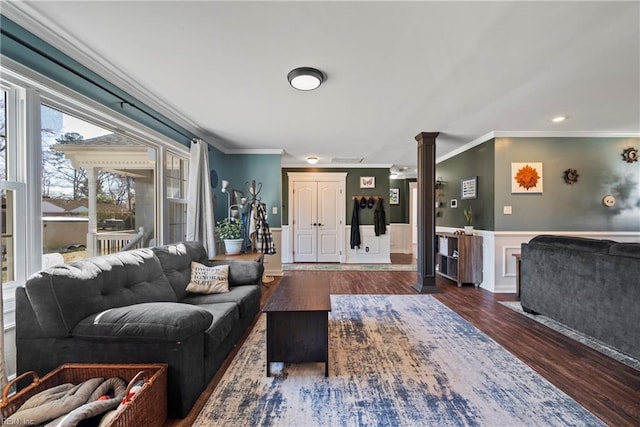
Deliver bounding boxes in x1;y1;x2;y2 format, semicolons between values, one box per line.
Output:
410;182;418;258
288;172;346;263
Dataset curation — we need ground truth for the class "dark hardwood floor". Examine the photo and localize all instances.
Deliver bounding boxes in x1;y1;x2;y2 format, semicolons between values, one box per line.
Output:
166;256;640;426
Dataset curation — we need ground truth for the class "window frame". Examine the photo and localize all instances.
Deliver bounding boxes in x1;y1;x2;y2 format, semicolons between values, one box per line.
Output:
1;57;191;320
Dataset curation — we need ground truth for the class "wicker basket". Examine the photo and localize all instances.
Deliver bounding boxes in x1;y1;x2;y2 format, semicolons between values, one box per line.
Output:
0;363;167;427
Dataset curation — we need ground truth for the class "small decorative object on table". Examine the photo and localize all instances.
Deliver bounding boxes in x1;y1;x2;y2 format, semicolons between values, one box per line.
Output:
463;207;474;235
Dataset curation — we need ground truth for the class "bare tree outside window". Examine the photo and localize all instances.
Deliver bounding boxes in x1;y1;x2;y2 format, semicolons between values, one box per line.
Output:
40;105;155;259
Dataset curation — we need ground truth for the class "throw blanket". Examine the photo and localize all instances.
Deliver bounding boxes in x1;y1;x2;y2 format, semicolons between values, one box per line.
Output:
253;202;276;255
7;377;127;427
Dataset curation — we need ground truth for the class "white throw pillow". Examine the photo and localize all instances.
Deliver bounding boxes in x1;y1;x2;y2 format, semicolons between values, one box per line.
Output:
186;262;230;294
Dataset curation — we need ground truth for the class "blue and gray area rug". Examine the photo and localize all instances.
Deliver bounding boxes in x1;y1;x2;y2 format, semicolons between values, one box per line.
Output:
195;295;603;426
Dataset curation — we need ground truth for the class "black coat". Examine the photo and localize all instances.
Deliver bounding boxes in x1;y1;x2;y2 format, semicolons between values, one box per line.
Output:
374;198;387;236
350;199;361;249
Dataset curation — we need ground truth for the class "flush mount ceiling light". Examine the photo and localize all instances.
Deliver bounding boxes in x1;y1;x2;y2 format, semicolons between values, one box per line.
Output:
306;156;319;164
288;67;325;91
552;115;568;123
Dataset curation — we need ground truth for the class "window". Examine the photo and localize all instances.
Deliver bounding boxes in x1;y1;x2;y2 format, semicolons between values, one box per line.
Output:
1;90;14;283
166;152;188;243
40;103;159;258
1;60;189;381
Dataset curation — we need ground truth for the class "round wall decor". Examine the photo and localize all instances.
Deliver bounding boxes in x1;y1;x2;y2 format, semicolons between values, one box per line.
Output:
622;147;638;163
563;168;579;184
210;169;219;189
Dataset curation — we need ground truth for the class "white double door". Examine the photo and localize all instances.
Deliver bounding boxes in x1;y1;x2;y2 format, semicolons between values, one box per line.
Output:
292;179;343;262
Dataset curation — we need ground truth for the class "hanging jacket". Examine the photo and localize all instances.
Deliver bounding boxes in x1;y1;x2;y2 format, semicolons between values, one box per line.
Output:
374;197;387;236
350;198;361;249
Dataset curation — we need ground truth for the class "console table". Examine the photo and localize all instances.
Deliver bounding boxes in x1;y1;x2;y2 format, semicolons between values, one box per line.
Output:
212;251;263;262
262;276;331;377
436;232;483;286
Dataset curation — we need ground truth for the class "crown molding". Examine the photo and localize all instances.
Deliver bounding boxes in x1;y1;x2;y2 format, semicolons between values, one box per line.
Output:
436;130;640;163
491;131;640;138
2;2;203;140
281;162;393;169
224;148;284;155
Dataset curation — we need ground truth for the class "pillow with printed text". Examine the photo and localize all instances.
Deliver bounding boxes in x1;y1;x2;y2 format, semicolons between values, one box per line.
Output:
186;262;230;294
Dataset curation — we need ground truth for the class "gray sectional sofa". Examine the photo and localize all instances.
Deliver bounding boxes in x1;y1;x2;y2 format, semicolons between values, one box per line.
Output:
15;241;263;418
520;235;640;360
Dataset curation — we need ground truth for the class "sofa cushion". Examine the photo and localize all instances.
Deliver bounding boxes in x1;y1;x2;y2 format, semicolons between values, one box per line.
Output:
528;235;614;253
25;249;177;337
180;285;260;318
208;260;264;286
152;242;209;300
186;263;230;294
73;302;213;342
196;303;240;357
608;243;640;259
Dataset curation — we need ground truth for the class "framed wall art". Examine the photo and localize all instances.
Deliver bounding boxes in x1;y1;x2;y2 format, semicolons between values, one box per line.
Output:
360;176;375;188
461;176;478;199
512;162;543;193
389;188;399;204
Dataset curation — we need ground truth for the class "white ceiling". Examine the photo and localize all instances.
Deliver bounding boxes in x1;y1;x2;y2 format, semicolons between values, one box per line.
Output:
5;1;640;175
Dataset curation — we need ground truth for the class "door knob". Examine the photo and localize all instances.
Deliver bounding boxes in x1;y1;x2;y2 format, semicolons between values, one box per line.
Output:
312;223;317;226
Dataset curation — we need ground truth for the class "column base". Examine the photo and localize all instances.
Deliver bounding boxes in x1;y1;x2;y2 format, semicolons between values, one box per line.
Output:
411;275;440;294
411;283;441;294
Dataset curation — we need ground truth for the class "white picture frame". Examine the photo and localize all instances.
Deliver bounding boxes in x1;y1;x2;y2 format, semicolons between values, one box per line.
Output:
461;176;478;200
512;162;543;193
360;176;375;188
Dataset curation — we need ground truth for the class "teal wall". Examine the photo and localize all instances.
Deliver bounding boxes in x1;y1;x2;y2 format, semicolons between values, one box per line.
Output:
494;137;640;231
209;151;282;227
0;15;195;145
435;142;496;230
281;167;391;226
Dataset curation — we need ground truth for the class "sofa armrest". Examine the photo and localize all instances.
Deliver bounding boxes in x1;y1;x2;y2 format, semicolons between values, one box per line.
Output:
208;260;264;286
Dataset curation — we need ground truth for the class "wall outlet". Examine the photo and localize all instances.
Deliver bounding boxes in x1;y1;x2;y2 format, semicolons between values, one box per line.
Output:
503;206;513;215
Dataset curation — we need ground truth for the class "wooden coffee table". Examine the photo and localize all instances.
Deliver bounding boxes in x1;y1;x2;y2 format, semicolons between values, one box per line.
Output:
262;275;331;377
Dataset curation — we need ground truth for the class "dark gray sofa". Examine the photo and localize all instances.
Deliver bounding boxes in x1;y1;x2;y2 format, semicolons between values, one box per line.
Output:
15;241;263;418
520;235;640;360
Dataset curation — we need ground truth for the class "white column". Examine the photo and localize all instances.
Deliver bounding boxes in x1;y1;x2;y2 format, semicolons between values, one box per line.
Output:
87;167;98;257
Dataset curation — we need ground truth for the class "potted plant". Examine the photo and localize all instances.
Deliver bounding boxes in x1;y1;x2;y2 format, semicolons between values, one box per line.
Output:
216;218;244;255
463;207;474;235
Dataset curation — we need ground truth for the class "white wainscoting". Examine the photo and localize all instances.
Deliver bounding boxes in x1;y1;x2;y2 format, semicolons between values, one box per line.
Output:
390;223;413;254
436;228;640;293
491;231;640;293
262;227;283;277
282;224;392;264
281;225;291;263
344;225;391;263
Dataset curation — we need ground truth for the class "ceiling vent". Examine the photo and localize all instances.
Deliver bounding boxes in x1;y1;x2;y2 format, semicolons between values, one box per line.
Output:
331;157;363;164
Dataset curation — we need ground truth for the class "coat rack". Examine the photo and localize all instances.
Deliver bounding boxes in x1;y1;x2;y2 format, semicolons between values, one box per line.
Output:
352;195;381;201
246;180;262;203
